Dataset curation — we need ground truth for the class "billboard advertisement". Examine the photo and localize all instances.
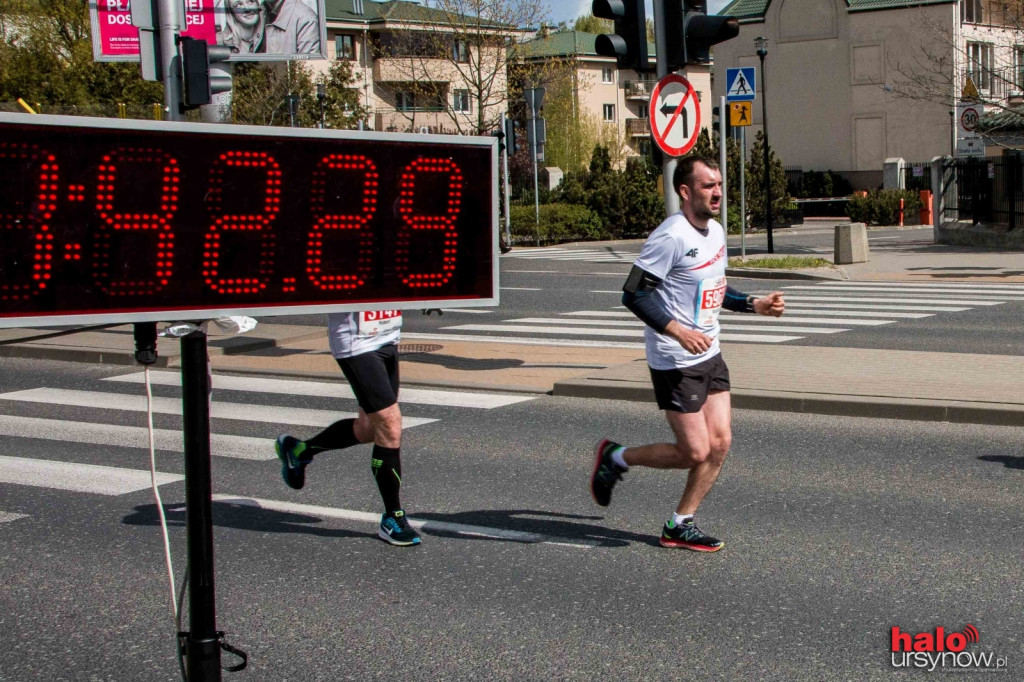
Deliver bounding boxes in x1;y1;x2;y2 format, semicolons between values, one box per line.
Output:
89;0;327;62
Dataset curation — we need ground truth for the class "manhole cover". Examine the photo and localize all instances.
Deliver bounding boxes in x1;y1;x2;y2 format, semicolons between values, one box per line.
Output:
398;343;443;355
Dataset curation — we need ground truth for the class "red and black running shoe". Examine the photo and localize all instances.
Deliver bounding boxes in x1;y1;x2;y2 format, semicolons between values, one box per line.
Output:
590;439;626;507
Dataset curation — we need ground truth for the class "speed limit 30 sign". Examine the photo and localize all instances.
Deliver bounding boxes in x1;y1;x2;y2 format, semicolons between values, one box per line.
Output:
958;103;983;137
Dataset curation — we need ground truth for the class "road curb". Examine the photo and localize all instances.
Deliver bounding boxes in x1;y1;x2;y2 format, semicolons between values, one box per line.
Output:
725;266;848;281
551;379;1024;427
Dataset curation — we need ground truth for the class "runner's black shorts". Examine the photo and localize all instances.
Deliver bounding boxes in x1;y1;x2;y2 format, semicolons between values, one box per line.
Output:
649;354;730;413
335;343;400;414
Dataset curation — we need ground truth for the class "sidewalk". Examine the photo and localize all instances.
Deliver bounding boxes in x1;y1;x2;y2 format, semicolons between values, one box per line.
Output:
0;234;1021;426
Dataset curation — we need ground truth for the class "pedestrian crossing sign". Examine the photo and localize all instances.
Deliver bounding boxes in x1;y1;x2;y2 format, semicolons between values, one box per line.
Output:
725;67;756;102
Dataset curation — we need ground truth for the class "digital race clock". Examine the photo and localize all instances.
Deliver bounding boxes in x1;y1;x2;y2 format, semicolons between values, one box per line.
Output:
0;113;498;328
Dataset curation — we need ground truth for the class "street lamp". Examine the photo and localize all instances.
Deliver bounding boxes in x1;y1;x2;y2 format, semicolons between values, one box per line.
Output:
316;83;326;129
755;35;773;253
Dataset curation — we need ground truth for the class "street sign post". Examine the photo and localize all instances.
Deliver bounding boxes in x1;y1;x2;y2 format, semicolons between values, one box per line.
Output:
956;102;985;158
649;73;701;158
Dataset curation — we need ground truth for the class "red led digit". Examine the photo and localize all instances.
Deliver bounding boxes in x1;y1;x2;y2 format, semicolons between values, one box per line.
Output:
94;148;179;296
396;157;463;288
0;144;57;301
204;151;281;295
306;154;378;291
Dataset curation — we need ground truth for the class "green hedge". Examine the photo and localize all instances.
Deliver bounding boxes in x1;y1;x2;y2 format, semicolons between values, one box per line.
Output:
510;203;604;245
846;189;923;226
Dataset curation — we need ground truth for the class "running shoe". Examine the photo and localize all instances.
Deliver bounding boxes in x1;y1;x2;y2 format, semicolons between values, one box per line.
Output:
659;519;724;552
590;438;626;507
377;510;421;546
276;434;312;490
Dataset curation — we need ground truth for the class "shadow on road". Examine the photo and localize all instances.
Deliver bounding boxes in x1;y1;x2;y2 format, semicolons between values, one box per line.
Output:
123;503;658;548
977;454;1024;470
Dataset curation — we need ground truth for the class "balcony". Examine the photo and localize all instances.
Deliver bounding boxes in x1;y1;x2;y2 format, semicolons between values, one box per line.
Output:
624;79;659;100
964;67;1024;102
625;117;651;137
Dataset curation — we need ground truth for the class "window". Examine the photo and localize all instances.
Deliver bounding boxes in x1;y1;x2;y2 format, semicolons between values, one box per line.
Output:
961;0;983;23
603;103;615;121
967;42;993;90
1016;47;1024;89
453;90;471;113
335;34;355;60
453;39;468;63
396;91;415;111
602;68;614;83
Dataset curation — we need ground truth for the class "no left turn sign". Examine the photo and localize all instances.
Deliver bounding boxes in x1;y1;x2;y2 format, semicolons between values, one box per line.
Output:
649;74;701;157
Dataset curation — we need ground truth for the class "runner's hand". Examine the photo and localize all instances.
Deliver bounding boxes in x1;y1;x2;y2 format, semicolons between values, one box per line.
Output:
754;292;785;317
676;328;713;354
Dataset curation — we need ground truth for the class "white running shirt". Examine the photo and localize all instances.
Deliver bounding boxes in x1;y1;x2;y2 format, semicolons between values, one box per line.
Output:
632;212;728;370
327;311;402;359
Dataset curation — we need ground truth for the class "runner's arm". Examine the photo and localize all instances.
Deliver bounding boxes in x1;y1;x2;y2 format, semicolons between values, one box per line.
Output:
722;286;756;313
621;266;671;332
723;285;786;317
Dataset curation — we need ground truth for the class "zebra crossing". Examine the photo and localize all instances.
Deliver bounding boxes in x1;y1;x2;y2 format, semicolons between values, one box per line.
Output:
410;280;1024;348
0;370;536;517
502;246;640;264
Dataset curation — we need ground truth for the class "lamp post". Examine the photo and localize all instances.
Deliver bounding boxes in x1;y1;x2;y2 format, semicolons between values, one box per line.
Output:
755;35;774;253
316;83;326;129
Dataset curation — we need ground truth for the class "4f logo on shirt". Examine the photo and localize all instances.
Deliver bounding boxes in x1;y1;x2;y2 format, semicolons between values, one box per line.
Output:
685;248;699;258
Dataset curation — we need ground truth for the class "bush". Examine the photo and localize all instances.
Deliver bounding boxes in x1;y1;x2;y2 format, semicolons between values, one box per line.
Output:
846;189;922;226
510;203;604;245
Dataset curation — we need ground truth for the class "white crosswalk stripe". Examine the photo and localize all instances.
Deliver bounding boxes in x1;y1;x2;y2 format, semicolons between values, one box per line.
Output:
0;375;536;499
502;247;639;263
426;280;1018;347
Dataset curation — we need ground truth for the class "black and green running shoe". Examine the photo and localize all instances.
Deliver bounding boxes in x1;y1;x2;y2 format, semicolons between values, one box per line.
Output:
377;510;421;547
590;438;626;507
660;519;724;552
276;434;312;490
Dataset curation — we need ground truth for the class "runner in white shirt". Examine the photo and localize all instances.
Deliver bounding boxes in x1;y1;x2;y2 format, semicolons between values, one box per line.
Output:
274;310;421;546
590;156;786;552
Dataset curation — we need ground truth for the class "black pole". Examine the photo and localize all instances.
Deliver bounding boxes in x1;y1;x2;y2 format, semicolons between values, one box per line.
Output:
759;51;773;253
181;330;221;682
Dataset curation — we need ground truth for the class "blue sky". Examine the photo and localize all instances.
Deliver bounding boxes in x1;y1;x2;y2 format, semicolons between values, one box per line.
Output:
543;1;731;27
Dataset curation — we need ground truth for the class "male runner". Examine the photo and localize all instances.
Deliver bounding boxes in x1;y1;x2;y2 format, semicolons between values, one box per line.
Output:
591;156;785;552
275;310;421;546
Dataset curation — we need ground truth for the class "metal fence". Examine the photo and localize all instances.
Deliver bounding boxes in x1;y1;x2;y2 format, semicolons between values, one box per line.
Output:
902;162;932;192
942;155;1024;229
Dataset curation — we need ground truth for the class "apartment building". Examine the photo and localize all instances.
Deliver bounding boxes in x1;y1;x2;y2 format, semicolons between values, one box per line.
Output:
315;0;529;133
517;29;712;161
713;0;1024;188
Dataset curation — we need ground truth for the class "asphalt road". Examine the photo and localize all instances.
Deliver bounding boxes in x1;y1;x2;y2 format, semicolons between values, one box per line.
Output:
1;357;1021;680
263;226;1024;356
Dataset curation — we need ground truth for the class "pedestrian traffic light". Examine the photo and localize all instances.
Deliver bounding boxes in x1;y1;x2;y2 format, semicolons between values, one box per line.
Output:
661;0;739;70
593;0;649;72
179;36;233;110
504;117;519;155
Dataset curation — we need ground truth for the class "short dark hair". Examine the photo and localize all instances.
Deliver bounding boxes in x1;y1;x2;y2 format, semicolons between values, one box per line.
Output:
673;155;719;195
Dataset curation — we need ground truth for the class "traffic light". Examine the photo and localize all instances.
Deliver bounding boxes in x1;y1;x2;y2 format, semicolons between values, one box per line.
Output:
179;37;233;110
504;117;518;155
593;0;649;72
662;0;739;70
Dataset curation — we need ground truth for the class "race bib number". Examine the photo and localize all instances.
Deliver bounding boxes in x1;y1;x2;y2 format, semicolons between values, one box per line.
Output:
695;276;726;327
358;310;402;336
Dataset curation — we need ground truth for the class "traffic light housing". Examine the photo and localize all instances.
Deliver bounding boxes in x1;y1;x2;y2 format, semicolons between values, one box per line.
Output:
179;37;233;110
504;117;519;155
662;0;739;71
593;0;650;72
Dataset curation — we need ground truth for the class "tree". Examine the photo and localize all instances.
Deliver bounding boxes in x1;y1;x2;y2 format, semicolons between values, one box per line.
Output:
0;0;162;110
746;129;790;228
384;0;546;135
232;61;365;128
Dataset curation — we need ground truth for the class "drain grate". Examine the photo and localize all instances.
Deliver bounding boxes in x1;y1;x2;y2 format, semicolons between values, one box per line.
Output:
397;343;444;355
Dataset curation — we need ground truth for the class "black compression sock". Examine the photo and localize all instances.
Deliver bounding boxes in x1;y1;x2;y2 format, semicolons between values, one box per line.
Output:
304;418;360;455
371;445;402;515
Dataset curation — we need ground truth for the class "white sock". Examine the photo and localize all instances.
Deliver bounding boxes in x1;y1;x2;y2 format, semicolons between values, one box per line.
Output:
672;512;694;526
611;446;628;470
